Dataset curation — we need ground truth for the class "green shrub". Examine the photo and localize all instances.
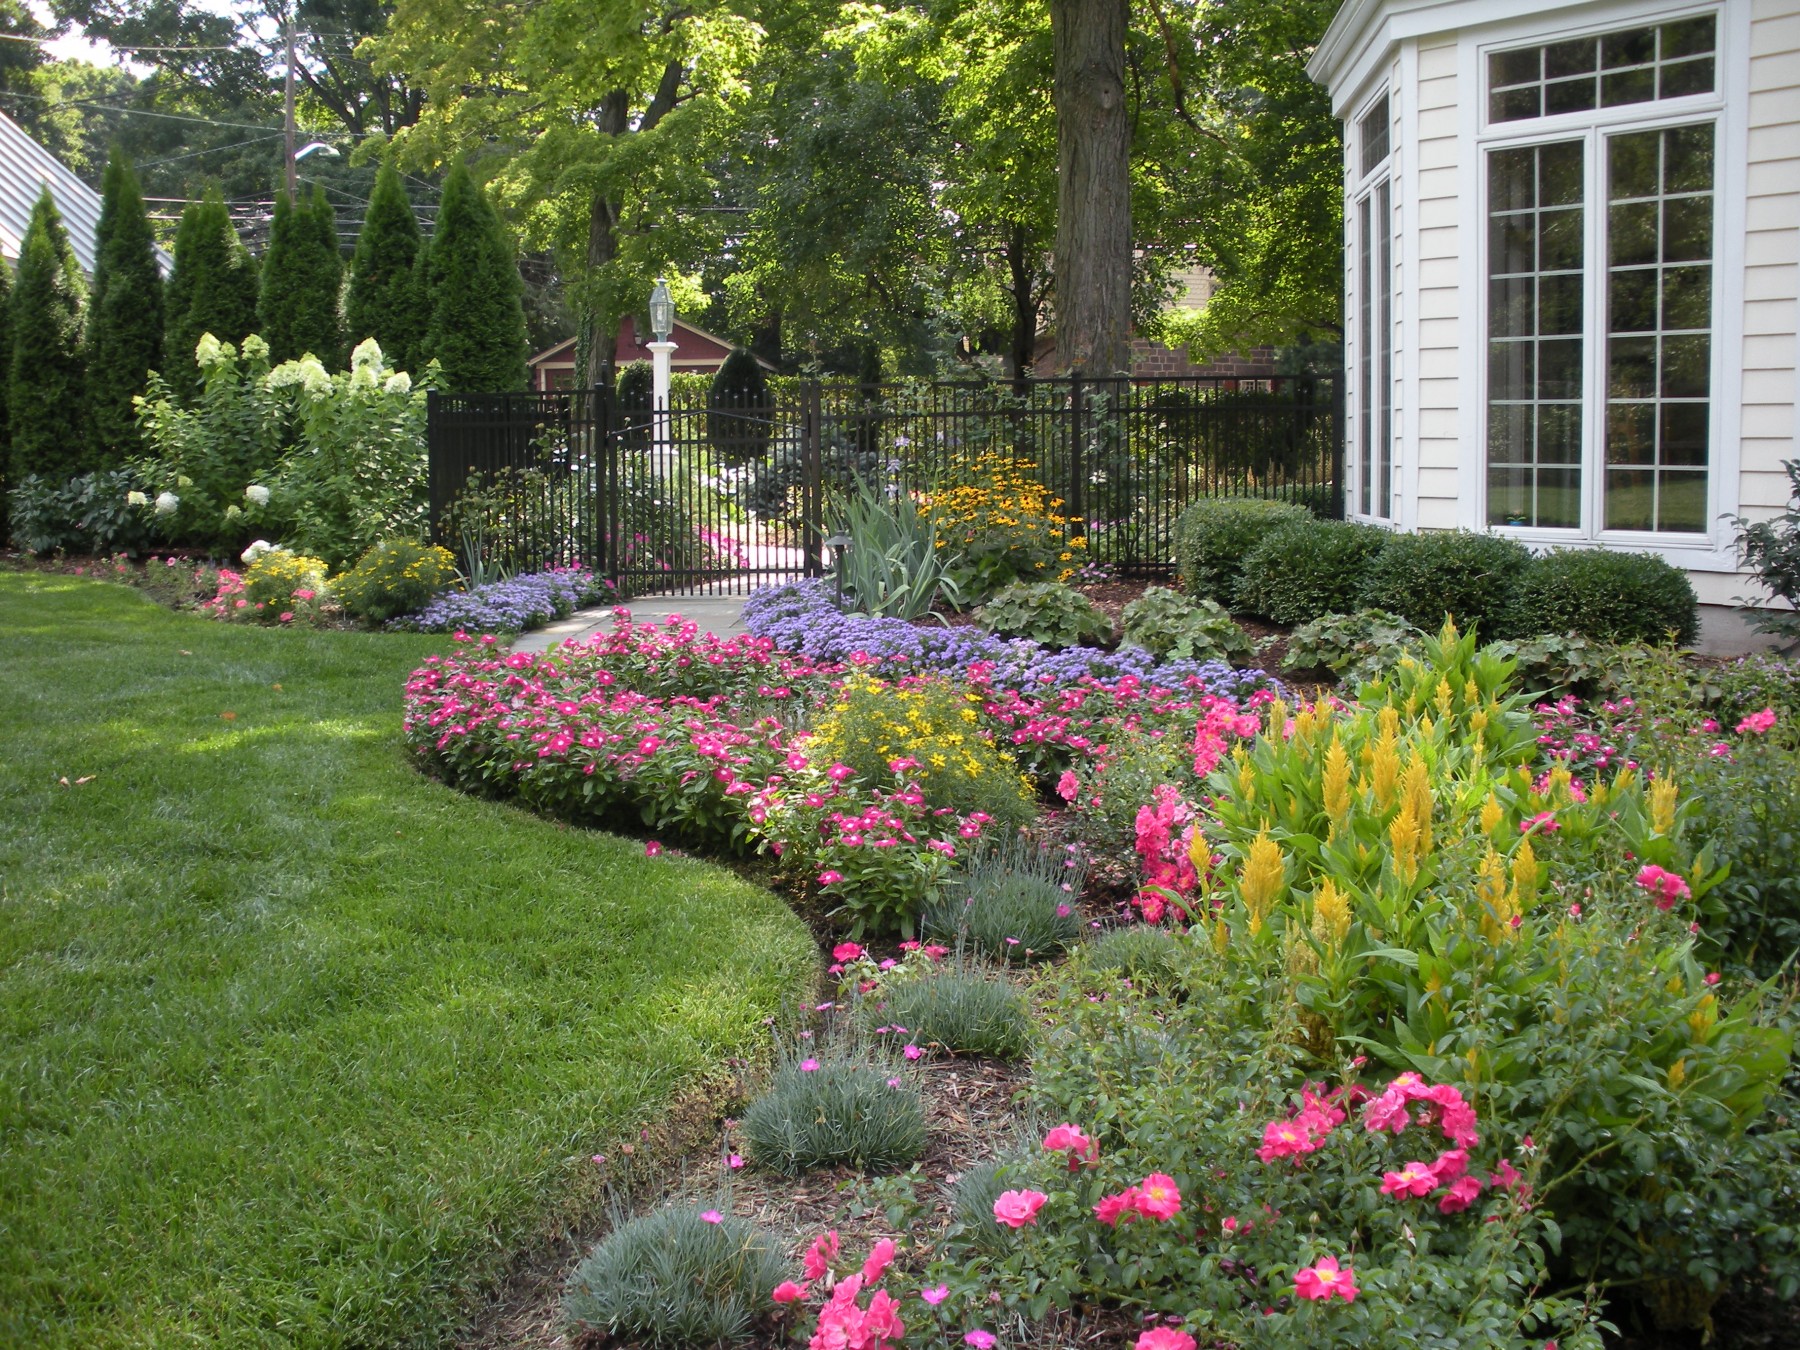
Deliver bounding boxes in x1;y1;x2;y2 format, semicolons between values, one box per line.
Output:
333;539;458;623
6;470;148;556
563;1204;787;1347
1729;457;1800;641
875;969;1031;1060
1491;631;1612;698
1236;518;1392;624
1172;496;1310;603
1083;924;1185;986
243;549;329;609
1714;653;1800;727
738;1053;926;1176
708;347;773;466
925;844;1085;959
1282;608;1424;685
1118;586;1254;665
946;1155;1033;1254
1514;547;1699;645
1356;530;1533;638
976;580;1112;649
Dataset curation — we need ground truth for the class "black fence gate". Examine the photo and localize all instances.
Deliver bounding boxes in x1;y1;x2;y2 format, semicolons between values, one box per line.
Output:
427;374;1343;597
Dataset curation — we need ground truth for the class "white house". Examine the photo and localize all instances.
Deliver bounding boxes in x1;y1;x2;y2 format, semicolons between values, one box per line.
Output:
1309;0;1799;646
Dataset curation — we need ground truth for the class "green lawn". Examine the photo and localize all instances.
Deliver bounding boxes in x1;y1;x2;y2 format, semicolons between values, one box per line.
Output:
0;574;818;1348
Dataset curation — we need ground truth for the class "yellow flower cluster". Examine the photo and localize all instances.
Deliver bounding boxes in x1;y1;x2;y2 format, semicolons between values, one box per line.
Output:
244;550;331;607
923;453;1086;583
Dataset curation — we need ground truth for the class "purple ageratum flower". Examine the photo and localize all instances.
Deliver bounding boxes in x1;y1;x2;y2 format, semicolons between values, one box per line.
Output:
391;567;614;634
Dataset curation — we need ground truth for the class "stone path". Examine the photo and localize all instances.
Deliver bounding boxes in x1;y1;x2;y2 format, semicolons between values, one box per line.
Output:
508;591;752;654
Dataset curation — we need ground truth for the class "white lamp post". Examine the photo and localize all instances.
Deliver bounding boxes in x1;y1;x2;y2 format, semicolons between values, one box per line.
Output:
647;278;677;475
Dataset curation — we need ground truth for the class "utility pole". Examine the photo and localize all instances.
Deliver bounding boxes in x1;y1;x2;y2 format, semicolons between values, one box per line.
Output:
283;16;297;199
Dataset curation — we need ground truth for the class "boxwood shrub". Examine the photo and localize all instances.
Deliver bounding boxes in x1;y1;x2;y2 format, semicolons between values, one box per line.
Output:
1514;547;1699;645
1235;519;1393;625
1356;530;1533;638
1173;497;1311;603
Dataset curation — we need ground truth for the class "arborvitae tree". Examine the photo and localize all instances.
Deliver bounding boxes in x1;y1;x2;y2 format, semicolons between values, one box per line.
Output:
164;189;259;377
417;162;528;392
85;149;164;462
707;348;773;465
9;189;87;482
345;162;425;371
259;184;344;365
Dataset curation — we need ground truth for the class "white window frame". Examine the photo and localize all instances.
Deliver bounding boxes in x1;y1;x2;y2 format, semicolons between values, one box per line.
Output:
1455;0;1749;571
1347;88;1400;524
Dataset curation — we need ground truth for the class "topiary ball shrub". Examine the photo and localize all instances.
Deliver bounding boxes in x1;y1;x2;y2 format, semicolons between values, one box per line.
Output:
738;1055;926;1176
976;580;1113;649
875;969;1031;1060
1173;496;1312;603
1356;530;1534;639
1083;925;1185;986
1118;587;1254;665
1514;547;1699;646
334;539;459;623
708;347;774;466
563;1204;788;1347
1235;519;1393;625
616;360;654;449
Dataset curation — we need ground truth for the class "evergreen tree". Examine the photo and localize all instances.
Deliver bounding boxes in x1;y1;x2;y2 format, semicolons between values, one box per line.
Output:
259;184;344;365
86;149;164;462
417;162;528;392
345;161;425;371
164;189;259;377
9;189;87;482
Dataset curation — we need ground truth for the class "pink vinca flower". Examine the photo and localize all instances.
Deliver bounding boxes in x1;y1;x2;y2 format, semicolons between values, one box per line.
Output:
1294;1255;1359;1303
993;1189;1047;1228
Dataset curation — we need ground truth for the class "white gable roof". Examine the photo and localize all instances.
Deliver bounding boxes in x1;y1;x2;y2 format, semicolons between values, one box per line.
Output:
0;110;105;275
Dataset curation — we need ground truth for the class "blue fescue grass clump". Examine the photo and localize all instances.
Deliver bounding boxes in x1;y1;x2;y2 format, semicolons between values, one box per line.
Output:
390;565;614;633
1084;925;1187;986
739;1044;927;1176
924;841;1087;959
876;967;1032;1060
563;1205;788;1347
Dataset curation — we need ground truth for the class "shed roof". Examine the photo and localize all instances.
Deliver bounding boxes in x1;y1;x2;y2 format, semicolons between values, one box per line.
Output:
0;110;106;275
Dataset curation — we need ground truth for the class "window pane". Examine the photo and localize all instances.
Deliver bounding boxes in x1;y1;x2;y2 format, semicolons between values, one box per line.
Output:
1658;472;1707;532
1538;405;1582;462
1491;340;1534;399
1492;87;1541;122
1491;148;1538;209
1540;142;1585;204
1664;125;1714;192
1659;56;1713;98
1546;77;1598;115
1602;26;1655;68
1661;264;1712;330
1610;269;1658;334
1489;404;1532;457
1538;337;1583;398
1607;403;1656;463
1493;215;1536;273
1540;208;1583;271
1608;337;1656;398
1489;465;1533;527
1603;67;1656;106
1545;36;1598;77
1660;334;1709;398
1661;15;1715;59
1662;196;1712;261
1359;96;1390;176
1539;273;1584;334
1492;19;1707;124
1538;468;1582;527
1492;47;1542;86
1660;403;1709;466
1606;469;1655;528
1610;135;1660;201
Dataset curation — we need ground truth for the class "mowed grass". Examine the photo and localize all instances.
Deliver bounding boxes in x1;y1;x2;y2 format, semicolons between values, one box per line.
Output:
0;574;818;1348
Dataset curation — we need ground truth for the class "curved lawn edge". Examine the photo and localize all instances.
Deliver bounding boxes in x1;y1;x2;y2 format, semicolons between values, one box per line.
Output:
0;574;819;1348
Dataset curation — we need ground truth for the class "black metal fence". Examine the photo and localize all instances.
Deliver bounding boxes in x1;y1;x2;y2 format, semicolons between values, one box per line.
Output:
427;374;1343;596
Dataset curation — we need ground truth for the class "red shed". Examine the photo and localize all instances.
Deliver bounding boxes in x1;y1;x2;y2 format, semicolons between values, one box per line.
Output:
528;316;773;392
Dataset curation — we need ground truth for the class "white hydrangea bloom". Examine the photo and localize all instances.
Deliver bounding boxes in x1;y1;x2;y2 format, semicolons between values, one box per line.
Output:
349;360;379;390
299;358;331;395
126;490;149;507
244;484;271;507
241;539;276;564
193;333;225;367
223;504;242;520
240;334;270;362
383;371;412;396
154;491;180;515
351;337;385;372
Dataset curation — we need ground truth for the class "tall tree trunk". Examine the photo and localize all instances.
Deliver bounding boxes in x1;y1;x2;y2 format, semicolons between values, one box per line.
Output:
1006;221;1038;395
582;89;631;389
1050;0;1132;376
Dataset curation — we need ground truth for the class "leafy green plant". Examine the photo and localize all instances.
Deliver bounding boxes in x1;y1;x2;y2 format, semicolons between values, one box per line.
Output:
738;1050;926;1176
925;843;1085;959
1714;653;1800;726
1514;547;1699;645
874;968;1031;1060
1730;458;1800;641
333;540;458;623
708;347;774;466
976;580;1112;649
1082;925;1186;986
829;473;962;619
1282;609;1424;685
1491;631;1613;698
1356;530;1533;638
1172;496;1311;603
1236;518;1392;624
946;1154;1035;1255
563;1204;787;1347
6;470;149;556
1119;586;1254;664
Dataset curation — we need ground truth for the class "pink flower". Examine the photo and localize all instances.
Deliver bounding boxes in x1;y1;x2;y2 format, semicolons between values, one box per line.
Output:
1094;1187;1141;1225
1132;1173;1181;1221
1635;863;1691;909
293;588;316;601
1056;770;1080;802
861;1237;897;1283
772;1279;810;1303
993;1189;1047;1228
1437;1174;1485;1214
1705;971;1721;986
818;870;844;886
920;1284;948;1306
902;1043;923;1060
1042;1123;1098;1167
1137;1331;1197;1350
1737;707;1777;735
964;1332;996;1349
700;1209;723;1223
644;840;663;857
827;763;854;782
278;611;294;624
1428;1148;1469;1184
729;1153;743;1169
1490;1158;1523;1191
833;942;865;962
802;1230;840;1281
799;1058;820;1072
1257;1115;1328;1162
1380;1161;1438;1198
1520;811;1559;834
1294;1255;1359;1302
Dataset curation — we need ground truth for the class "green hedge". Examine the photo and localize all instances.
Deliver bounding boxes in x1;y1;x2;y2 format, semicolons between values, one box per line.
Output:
1173;497;1312;604
1236;519;1392;625
1515;547;1699;645
1356;530;1533;639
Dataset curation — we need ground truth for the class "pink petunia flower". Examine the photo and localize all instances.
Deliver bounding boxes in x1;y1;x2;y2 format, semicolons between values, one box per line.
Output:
993;1189;1047;1228
1294;1255;1358;1302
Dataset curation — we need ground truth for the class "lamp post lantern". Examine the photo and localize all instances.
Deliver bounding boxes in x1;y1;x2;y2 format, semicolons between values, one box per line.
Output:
647;278;677;474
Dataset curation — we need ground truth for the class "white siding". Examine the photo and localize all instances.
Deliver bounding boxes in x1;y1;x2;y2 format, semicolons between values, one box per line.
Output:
1738;0;1800;525
1413;38;1463;531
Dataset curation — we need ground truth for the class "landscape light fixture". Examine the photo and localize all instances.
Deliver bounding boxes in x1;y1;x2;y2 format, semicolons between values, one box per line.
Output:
823;533;854;607
648;278;675;343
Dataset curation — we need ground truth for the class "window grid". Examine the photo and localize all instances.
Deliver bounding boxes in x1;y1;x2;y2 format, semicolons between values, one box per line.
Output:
1486;141;1585;529
1604;124;1713;533
1488;15;1714;124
